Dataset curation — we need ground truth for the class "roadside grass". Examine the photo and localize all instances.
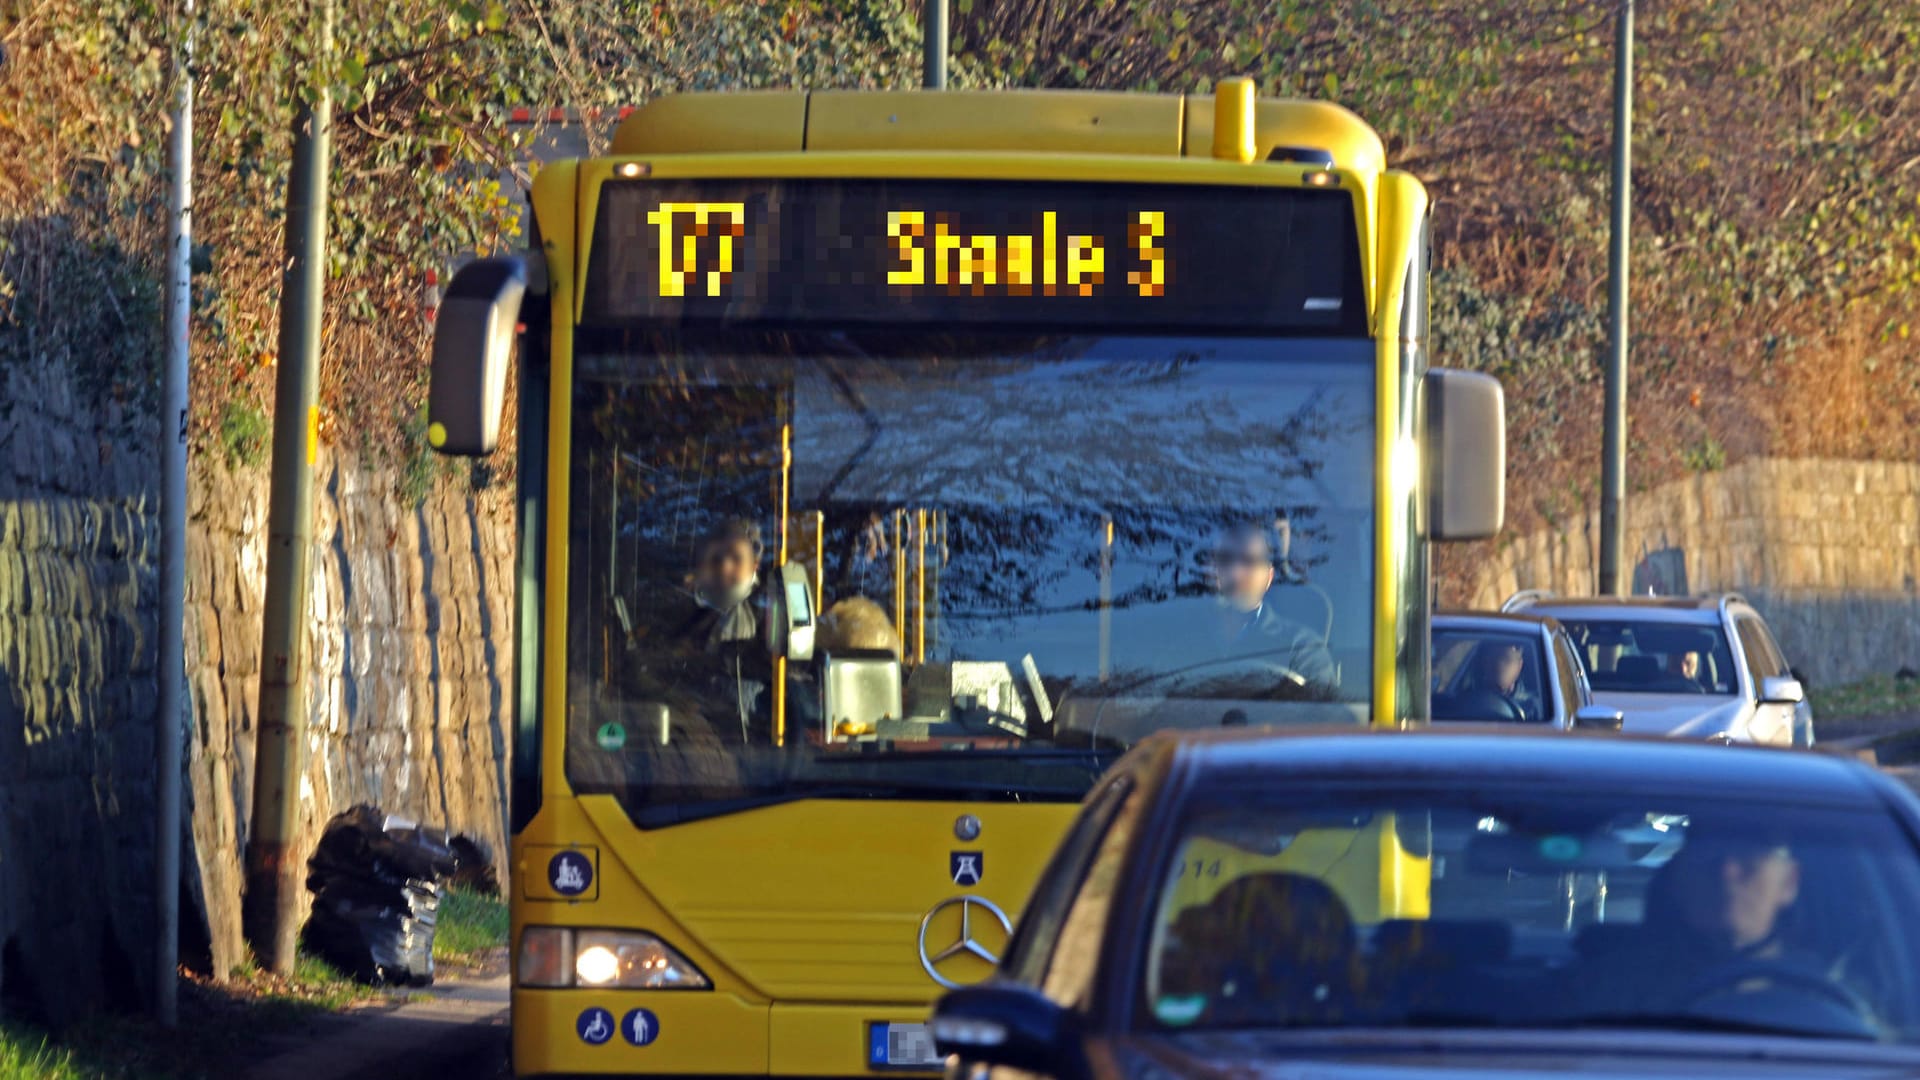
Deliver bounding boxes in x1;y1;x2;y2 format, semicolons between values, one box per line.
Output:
0;953;392;1079
1810;674;1920;722
0;1021;87;1080
434;887;510;969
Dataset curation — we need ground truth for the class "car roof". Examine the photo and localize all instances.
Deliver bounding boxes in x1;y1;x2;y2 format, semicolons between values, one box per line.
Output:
1159;727;1884;809
1434;611;1561;633
1519;596;1735;623
1520;595;1736;612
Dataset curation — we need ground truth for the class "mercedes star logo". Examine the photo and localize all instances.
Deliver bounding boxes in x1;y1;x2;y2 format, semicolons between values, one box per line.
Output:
916;895;1012;989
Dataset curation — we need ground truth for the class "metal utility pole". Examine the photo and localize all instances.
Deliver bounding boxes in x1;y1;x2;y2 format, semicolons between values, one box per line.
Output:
245;0;333;975
154;0;193;1027
1598;0;1633;596
923;0;948;89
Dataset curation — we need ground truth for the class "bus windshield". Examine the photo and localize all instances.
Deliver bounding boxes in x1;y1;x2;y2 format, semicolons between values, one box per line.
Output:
565;329;1376;824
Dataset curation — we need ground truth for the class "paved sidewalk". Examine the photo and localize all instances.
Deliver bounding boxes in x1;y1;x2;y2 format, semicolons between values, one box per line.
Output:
245;975;509;1080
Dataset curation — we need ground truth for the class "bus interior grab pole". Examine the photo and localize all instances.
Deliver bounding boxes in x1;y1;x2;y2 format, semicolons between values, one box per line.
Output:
923;0;948;89
245;0;334;975
1599;0;1632;596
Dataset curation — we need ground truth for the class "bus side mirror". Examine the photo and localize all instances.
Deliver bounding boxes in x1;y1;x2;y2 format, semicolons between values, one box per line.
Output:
427;257;527;456
1425;367;1505;541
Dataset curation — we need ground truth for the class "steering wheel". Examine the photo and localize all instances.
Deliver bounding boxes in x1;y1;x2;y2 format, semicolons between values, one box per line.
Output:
1189;656;1310;701
1679;959;1879;1021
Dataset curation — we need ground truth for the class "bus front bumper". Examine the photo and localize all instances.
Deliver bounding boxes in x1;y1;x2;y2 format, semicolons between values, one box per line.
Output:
514;988;942;1077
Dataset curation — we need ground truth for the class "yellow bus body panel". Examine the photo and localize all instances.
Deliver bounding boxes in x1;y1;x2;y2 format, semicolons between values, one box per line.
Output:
511;797;1080;1075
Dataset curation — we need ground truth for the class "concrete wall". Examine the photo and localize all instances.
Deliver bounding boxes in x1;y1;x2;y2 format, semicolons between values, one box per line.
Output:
0;359;513;1022
1458;458;1920;686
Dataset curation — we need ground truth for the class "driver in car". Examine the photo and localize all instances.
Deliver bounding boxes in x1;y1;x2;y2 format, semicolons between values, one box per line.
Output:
1206;521;1336;692
1567;827;1842;1019
1457;643;1537;722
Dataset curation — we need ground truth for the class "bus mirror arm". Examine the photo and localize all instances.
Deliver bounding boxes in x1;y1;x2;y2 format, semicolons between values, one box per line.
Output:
427;256;527;457
1425;367;1506;542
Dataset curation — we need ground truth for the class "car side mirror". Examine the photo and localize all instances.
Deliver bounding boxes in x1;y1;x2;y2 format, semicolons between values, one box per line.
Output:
1424;368;1506;541
427;256;527;456
932;984;1085;1079
1760;676;1805;706
1573;704;1625;732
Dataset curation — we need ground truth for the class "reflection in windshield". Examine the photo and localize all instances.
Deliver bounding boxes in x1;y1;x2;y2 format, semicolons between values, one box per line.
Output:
1150;795;1920;1043
565;331;1375;819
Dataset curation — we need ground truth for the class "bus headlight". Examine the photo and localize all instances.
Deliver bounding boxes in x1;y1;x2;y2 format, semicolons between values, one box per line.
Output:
518;927;713;989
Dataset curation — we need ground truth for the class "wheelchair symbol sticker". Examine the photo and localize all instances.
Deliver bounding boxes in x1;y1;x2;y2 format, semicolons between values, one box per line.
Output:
622;1007;661;1046
577;1007;615;1045
549;850;593;896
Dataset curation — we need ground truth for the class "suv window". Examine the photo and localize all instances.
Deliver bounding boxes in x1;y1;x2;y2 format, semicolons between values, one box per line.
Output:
1735;614;1785;682
1558;618;1738;696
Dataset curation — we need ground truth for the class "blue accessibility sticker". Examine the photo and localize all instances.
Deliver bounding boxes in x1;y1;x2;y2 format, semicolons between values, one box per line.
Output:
577;1006;615;1045
621;1008;661;1046
549;850;593;896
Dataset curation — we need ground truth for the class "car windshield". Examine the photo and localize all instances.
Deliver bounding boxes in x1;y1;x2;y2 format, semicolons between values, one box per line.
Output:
564;330;1376;824
1557;618;1738;696
1431;627;1550;723
1144;790;1920;1042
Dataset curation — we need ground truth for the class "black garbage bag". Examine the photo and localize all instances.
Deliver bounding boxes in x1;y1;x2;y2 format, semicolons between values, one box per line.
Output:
303;805;460;987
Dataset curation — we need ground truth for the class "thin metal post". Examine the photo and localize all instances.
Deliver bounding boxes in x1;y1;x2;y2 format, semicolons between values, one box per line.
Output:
1598;0;1632;596
923;0;948;89
245;0;333;975
155;0;193;1027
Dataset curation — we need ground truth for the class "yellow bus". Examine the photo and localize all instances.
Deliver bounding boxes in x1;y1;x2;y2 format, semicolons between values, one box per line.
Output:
426;77;1504;1078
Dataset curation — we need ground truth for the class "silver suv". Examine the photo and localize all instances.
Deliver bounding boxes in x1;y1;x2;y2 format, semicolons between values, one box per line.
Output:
1502;593;1814;747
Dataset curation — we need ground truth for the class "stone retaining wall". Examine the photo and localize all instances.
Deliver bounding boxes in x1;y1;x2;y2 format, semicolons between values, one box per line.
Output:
0;359;513;1023
1458;458;1920;686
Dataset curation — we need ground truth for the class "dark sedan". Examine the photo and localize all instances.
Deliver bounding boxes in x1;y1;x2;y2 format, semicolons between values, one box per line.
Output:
931;729;1920;1078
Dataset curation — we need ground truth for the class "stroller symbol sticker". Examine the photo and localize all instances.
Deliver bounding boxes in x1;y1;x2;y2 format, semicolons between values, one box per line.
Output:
622;1008;661;1046
550;850;593;896
577;1007;615;1045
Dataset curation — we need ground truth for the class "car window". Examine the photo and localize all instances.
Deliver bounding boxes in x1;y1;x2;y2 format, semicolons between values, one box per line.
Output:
1140;791;1920;1043
1552;629;1586;720
1041;774;1150;1009
1735;615;1785;681
1430;629;1549;723
1557;618;1737;696
1004;773;1136;988
1752;617;1794;679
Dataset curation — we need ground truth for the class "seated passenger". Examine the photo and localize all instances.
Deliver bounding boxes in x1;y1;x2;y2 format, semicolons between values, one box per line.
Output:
815;596;902;658
1159;872;1362;1026
673;517;764;653
1205;521;1336;691
657;517;772;743
1667;649;1705;690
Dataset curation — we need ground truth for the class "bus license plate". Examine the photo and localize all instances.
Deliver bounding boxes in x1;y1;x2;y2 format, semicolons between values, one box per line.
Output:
870;1022;941;1069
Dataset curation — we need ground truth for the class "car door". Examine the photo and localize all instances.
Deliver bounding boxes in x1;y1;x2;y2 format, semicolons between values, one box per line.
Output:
1733;614;1793;745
